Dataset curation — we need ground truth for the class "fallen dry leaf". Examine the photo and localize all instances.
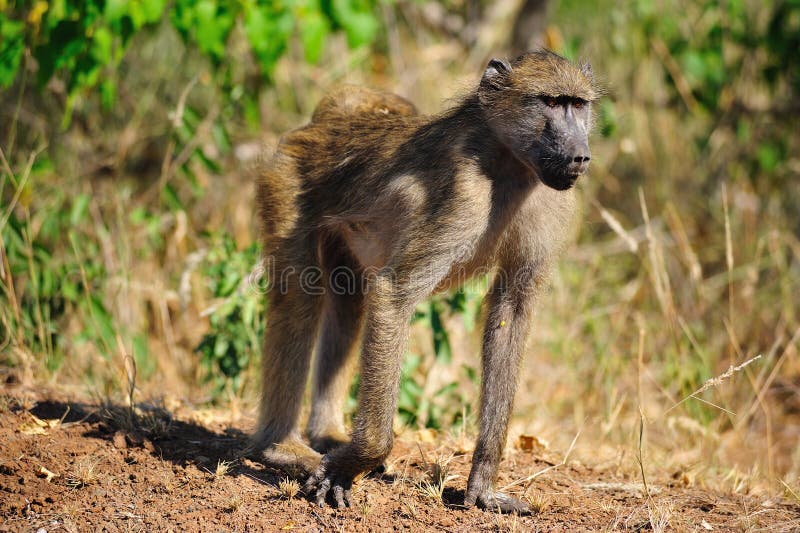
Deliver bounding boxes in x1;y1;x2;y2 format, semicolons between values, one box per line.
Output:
518;434;547;453
39;465;58;482
414;428;438;444
19;413;61;435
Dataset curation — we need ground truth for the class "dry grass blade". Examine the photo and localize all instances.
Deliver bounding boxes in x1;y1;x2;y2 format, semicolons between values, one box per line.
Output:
664;355;762;415
779;479;799;503
592;198;638;253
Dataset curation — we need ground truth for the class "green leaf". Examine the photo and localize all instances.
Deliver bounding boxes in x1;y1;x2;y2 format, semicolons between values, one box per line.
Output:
104;0;128;23
162;184;184;211
0;17;25;87
91;26;114;65
300;11;330;63
87;294;116;354
244;5;293;77
141;0;167;22
194;0;234;60
757;143;780;172
100;79;117;109
70;194;91;225
133;334;155;378
331;0;378;48
429;300;452;363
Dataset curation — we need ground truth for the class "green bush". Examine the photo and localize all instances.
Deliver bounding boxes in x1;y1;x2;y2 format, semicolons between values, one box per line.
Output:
1;0;382;120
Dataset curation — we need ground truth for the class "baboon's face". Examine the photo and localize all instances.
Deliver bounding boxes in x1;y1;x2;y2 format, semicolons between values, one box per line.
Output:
518;94;592;190
478;53;596;191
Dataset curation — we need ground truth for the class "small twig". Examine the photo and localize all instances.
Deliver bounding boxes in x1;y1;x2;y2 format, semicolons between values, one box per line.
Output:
650;37;700;114
722;183;735;362
636;408;651;502
779;479;800;503
0;146;45;232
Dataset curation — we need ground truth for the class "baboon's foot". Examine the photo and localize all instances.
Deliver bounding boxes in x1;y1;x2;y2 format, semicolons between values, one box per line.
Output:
254;436;322;478
308;428;349;454
308;431;388;476
303;451;360;509
464;488;531;515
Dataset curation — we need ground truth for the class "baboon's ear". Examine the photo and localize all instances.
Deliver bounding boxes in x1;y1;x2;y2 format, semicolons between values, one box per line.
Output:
481;58;512;90
580;62;593;79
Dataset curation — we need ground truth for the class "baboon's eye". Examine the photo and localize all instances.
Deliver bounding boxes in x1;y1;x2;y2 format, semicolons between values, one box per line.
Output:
572;99;585;109
542;96;558;108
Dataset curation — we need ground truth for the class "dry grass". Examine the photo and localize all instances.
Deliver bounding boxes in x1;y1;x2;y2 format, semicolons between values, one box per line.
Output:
526;493;551;515
278;477;301;500
66;457;102;489
214;459;233;479
647;500;674;533
417;451;457;502
224;493;243;513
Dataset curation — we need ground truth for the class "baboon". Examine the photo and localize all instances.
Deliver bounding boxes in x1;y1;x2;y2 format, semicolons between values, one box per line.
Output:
254;49;597;514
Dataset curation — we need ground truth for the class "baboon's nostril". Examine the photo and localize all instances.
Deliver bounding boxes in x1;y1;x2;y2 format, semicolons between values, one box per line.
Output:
573;155;590;163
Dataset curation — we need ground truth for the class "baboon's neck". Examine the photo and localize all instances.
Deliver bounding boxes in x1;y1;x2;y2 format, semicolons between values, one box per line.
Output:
445;93;537;187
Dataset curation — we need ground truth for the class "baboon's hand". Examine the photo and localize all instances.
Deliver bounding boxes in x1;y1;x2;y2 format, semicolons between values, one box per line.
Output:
303;453;358;509
464;487;532;515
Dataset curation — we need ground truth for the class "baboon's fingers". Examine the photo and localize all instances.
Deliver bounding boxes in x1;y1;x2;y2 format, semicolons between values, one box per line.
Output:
332;484;347;508
314;477;332;507
343;487;353;507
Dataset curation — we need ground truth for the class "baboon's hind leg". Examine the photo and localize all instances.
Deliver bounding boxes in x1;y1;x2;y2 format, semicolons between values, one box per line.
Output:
306;238;366;453
254;245;324;476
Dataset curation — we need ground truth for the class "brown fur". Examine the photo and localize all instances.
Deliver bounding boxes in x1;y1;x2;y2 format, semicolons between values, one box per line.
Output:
253;50;597;514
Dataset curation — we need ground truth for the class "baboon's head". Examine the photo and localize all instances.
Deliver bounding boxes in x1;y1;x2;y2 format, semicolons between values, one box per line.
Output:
478;50;597;191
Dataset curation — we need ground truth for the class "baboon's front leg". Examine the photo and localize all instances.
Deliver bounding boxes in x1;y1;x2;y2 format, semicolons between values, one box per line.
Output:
304;277;412;508
464;267;541;514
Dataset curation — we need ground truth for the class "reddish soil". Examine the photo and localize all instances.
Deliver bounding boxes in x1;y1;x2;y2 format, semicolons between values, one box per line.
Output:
0;392;797;532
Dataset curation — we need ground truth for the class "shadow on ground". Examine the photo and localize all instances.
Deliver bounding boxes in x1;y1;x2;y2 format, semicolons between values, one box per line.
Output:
27;397;401;502
27;398;285;486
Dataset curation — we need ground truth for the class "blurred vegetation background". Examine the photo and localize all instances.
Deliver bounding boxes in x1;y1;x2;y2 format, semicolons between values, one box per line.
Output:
1;0;799;497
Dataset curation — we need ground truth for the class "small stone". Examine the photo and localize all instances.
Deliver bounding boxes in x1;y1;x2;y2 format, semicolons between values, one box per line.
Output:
113;431;127;450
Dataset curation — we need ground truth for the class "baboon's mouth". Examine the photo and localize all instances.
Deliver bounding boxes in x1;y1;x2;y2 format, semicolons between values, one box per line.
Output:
540;166;581;191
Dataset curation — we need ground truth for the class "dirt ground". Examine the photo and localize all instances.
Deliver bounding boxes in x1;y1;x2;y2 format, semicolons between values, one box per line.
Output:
0;391;798;532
